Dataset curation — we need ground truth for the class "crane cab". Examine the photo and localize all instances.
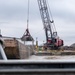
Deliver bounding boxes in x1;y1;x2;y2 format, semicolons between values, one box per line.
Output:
47;37;63;49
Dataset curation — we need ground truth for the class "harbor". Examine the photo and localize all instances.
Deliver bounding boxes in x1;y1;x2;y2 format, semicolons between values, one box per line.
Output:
0;0;75;75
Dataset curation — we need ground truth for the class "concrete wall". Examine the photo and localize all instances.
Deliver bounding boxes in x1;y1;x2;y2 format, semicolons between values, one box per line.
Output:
4;38;34;59
18;42;30;59
4;39;19;59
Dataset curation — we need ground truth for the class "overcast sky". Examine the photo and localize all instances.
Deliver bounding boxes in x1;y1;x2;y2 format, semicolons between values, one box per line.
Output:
0;0;75;46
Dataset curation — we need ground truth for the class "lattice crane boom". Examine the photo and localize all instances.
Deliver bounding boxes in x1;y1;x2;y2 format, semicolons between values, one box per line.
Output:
38;0;53;41
37;0;63;49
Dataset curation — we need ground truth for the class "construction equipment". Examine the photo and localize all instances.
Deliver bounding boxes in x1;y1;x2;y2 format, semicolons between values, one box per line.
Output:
21;28;34;41
37;0;63;49
21;0;34;42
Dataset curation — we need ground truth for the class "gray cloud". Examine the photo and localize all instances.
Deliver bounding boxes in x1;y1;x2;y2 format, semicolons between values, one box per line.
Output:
0;0;75;45
0;0;28;21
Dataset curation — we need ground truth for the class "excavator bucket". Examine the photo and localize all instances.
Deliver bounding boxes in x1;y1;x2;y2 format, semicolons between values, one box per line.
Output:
21;28;34;41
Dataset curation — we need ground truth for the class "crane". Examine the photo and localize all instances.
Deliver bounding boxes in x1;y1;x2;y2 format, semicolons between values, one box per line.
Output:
37;0;63;49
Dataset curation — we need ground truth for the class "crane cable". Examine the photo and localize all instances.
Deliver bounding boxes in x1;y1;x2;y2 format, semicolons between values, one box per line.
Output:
23;0;30;35
26;0;44;38
27;0;44;35
46;0;57;32
27;0;30;29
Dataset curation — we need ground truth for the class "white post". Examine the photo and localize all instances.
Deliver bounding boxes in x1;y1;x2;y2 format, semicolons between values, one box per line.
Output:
0;44;7;60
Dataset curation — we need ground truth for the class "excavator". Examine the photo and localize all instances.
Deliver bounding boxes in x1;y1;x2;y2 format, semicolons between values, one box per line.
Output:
37;0;63;49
